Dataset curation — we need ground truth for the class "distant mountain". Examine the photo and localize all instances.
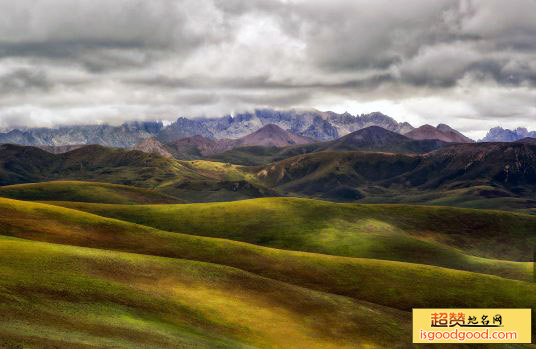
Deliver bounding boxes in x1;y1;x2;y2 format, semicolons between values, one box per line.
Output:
0;121;163;148
166;135;235;159
132;137;173;158
156;109;414;142
211;126;447;166
480;127;536;142
405;124;474;143
156;118;213;143
6;108;535;149
4;109;413;147
235;124;314;147
139;124;314;159
322;126;446;153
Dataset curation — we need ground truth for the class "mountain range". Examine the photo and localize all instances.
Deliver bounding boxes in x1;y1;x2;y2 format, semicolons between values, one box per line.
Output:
3;108;533;148
0;109;416;147
133;125;449;164
0;121;164;147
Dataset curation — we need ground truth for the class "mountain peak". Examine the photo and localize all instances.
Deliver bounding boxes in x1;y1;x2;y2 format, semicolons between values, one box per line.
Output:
238;124;314;147
481;126;536;142
132;137;173;158
405;124;473;143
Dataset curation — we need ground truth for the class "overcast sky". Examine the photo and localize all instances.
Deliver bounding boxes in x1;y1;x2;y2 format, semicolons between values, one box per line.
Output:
0;0;535;138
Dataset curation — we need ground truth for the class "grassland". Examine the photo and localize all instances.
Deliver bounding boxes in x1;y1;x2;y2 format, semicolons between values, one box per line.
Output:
0;181;183;204
1;236;423;348
1;196;535;347
358;185;536;214
49;197;536;281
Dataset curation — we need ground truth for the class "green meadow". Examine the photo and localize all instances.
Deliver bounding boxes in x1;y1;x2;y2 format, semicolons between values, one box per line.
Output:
49;197;536;280
0;182;534;348
0;181;183;204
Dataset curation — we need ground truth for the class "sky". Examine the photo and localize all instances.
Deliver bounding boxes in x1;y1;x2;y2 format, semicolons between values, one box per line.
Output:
0;0;535;139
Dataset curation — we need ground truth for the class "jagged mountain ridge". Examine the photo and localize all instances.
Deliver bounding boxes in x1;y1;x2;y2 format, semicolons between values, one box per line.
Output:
2;108;532;148
0;121;164;148
160;109;414;142
0;110;413;147
481;127;536;142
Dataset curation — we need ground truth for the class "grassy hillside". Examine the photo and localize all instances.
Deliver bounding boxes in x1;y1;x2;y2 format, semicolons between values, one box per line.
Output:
1;198;534;311
0;236;416;349
49;198;536;281
2;143;535;210
251;151;420;200
358;185;536;214
1;198;535;347
0;145;275;202
0;181;183;204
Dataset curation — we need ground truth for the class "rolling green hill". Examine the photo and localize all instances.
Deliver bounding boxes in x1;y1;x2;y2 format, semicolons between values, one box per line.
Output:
0;198;534;309
0;197;535;347
47;197;535;281
0;145;274;202
0;236;417;349
2;141;535;210
0;181;183;204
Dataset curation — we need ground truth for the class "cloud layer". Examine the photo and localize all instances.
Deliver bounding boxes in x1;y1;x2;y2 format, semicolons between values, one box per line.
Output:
0;0;535;137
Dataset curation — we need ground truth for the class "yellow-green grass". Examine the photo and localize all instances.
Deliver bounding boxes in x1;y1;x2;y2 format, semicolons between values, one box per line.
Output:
0;181;183;204
359;185;536;213
1;198;534;314
0;236;419;348
48;198;536;281
156;160;258;189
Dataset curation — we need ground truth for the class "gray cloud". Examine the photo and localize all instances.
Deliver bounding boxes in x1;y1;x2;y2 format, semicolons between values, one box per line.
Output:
0;0;534;136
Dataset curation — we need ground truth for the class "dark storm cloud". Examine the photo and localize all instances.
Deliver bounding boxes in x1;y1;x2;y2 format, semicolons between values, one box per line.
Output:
0;68;52;94
0;0;534;135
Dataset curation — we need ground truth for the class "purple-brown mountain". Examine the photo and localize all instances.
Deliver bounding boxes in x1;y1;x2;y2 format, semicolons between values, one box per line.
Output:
135;124;315;159
236;124;314;147
209;126;449;166
404;124;474;143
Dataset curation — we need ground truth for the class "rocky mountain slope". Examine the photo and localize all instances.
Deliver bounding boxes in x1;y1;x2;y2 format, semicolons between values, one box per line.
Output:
132;137;174;158
405;124;474;143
